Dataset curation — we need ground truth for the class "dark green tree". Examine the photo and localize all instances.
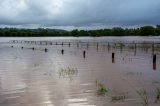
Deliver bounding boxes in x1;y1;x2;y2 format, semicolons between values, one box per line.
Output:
140;26;155;36
71;29;79;36
155;25;160;35
111;27;125;36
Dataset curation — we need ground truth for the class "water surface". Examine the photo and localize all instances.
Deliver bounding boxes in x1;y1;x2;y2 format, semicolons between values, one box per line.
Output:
0;37;160;106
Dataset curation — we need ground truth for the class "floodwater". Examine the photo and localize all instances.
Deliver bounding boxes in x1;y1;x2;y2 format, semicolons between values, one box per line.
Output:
0;37;160;106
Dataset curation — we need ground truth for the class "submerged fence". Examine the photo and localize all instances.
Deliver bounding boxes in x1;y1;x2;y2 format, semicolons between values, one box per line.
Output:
9;40;160;51
7;40;160;71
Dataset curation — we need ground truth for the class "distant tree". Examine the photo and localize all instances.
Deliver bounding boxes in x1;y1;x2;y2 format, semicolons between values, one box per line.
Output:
61;31;68;36
97;29;104;36
111;27;125;36
89;30;99;37
156;25;160;35
0;31;4;36
156;25;160;27
79;30;89;36
140;26;155;36
71;29;79;36
0;26;159;37
4;31;11;36
103;29;112;36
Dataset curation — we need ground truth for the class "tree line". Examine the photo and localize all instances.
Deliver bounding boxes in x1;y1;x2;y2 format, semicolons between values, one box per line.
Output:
0;25;160;37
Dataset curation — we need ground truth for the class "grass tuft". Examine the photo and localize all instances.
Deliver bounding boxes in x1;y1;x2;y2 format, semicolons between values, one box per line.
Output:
96;80;108;95
155;88;160;103
111;95;126;102
136;89;149;106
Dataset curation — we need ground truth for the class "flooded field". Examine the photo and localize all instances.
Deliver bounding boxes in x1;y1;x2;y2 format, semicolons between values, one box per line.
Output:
0;37;160;106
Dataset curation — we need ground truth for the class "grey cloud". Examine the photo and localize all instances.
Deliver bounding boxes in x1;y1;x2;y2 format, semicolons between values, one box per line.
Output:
0;0;160;28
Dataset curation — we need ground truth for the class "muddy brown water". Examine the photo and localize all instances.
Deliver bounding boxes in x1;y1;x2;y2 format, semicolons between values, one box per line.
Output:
0;37;160;106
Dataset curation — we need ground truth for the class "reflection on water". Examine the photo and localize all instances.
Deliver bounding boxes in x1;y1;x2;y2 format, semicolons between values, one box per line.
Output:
68;98;95;106
0;37;160;106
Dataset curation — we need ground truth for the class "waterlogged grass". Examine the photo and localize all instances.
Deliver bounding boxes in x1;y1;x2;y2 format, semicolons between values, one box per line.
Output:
137;89;149;106
58;67;78;79
96;80;108;95
111;95;126;102
155;88;160;103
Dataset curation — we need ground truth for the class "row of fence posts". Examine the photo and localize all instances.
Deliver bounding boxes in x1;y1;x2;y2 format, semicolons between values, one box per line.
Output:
12;40;109;47
11;40;72;46
11;40;156;52
11;40;157;55
111;52;157;70
21;45;157;70
21;45;159;71
11;40;158;70
12;45;158;71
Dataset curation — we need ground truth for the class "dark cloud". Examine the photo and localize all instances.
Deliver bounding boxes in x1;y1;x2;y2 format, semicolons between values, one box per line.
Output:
0;0;160;28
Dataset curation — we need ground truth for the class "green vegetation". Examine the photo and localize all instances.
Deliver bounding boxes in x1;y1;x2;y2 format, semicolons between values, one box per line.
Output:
111;95;126;102
155;88;160;103
96;80;108;95
140;26;155;36
58;67;78;79
0;25;160;37
137;89;149;106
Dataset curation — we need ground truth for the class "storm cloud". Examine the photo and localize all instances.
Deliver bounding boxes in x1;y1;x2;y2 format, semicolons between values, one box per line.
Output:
0;0;160;28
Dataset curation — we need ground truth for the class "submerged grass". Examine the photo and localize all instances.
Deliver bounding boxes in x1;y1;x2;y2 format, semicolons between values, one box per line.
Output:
59;67;78;79
155;88;160;103
137;89;149;106
111;95;126;102
96;80;108;95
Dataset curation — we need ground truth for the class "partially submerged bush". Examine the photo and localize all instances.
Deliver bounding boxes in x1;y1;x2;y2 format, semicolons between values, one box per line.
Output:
96;80;108;95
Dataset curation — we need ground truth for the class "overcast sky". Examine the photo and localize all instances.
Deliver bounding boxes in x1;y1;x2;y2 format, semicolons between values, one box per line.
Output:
0;0;160;29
